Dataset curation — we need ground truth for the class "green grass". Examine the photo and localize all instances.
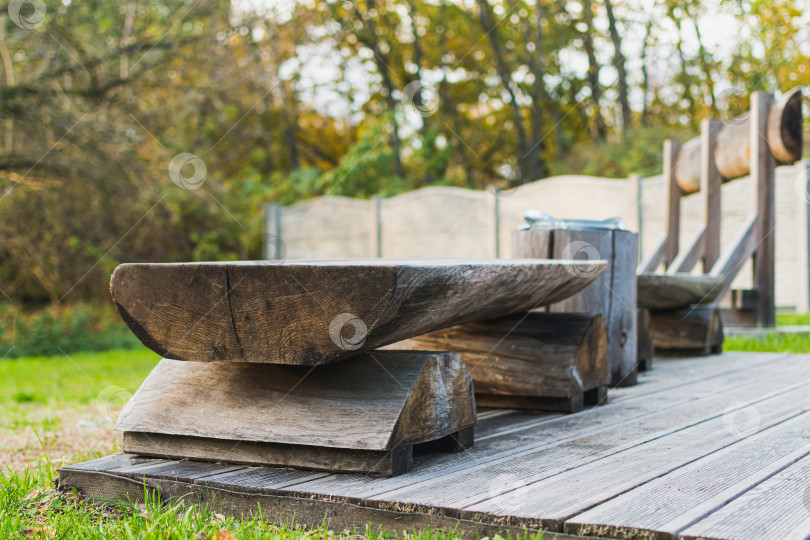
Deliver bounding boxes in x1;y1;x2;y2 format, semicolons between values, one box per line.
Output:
723;313;810;353
0;348;160;408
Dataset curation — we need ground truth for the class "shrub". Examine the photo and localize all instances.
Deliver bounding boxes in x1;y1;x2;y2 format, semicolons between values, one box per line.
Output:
0;302;141;359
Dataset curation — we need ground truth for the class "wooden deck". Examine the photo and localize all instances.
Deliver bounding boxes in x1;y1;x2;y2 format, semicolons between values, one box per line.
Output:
58;352;810;540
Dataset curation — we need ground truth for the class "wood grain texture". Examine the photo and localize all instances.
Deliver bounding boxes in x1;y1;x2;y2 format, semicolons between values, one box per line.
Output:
565;412;810;540
650;306;723;355
637;273;724;310
123;433;416;477
117;351;476;455
464;383;810;532
679;452;810;540
110;259;605;365
387;312;609;412
513;229;639;387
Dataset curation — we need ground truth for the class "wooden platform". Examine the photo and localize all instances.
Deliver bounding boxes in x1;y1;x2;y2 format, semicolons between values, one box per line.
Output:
58;352;810;540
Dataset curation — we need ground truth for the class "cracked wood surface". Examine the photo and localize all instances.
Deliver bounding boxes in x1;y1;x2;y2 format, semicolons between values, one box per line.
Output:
110;259;605;365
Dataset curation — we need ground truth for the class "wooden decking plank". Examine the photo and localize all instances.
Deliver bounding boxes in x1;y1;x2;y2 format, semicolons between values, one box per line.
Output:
61;454;157;472
276;354;799;501
473;410;560;437
113;460;246;482
468;352;780;447
679;452;810;540
565;412;810;539
194;467;329;493
108;459;173;473
462;383;810;531
361;357;810;512
607;352;782;404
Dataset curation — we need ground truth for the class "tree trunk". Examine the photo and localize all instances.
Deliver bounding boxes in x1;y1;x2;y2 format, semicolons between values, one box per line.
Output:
356;1;404;179
604;0;631;133
581;0;606;140
476;0;530;183
692;17;716;110
640;18;653;126
407;0;433;185
438;1;472;185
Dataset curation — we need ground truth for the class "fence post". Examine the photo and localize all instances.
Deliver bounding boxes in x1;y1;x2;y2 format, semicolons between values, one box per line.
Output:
629;173;643;263
494;189;501;258
263;203;283;260
374;196;383;258
800;161;810;313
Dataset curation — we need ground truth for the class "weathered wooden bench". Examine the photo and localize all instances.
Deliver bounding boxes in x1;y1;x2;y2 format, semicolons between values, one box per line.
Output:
110;259;608;476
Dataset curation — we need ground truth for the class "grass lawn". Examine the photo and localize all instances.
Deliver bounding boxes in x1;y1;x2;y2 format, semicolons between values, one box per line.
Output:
723;313;810;353
3;317;810;538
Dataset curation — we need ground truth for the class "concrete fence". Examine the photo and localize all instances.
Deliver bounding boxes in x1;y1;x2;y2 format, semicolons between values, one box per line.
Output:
265;161;810;312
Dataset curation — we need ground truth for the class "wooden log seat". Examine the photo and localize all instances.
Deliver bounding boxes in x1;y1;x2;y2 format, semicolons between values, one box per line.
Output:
388;312;609;412
116;351;476;477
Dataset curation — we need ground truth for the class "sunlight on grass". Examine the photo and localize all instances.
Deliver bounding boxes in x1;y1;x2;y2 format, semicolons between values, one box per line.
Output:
0;348;160;408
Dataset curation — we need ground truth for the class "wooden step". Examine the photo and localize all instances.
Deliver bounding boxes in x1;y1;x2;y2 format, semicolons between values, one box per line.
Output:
387;312;609;412
637;273;724;310
116;351;476;476
111;259;605;365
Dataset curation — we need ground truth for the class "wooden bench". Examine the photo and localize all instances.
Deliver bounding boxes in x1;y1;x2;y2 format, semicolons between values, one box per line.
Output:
110;259;608;476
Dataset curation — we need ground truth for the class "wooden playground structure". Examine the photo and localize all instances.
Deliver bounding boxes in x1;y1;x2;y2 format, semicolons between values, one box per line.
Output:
638;89;804;354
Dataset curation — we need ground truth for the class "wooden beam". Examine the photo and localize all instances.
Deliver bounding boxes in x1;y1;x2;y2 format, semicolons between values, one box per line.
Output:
111;260;605;365
709;213;759;304
666;226;706;275
701;119;723;272
116;351;476;476
751;92;777;327
673;87;803;194
387;312;609;412
638;235;667;274
664;140;683;267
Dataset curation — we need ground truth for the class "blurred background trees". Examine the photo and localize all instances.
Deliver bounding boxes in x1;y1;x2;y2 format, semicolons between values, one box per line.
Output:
0;0;808;305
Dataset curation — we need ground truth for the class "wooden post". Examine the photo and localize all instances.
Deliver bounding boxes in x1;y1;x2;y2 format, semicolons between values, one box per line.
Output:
751;92;776;327
629;173;644;259
701;119;723;272
374;196;383;258
263;203;283;260
664;140;683;268
513;228;638;387
799;161;810;313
